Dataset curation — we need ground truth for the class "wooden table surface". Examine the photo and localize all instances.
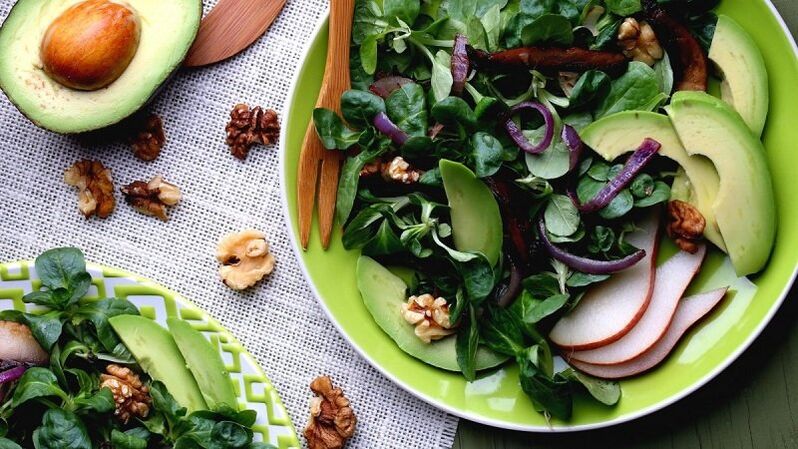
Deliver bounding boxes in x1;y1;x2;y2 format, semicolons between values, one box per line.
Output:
454;2;798;448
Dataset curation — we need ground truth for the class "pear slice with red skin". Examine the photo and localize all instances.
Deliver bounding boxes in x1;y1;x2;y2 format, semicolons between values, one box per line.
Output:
568;288;728;379
549;213;660;350
568;245;706;365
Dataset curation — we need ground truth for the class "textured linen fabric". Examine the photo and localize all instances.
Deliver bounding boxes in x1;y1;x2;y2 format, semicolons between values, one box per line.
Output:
0;1;460;448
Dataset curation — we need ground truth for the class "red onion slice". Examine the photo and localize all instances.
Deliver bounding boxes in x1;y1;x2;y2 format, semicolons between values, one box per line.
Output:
451;34;470;97
369;76;413;99
504;101;555;154
373;111;409;147
538;220;646;274
0;365;27;384
577;138;661;213
561;124;583;171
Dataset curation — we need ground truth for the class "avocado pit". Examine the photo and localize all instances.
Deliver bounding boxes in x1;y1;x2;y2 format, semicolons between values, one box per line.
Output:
40;0;141;91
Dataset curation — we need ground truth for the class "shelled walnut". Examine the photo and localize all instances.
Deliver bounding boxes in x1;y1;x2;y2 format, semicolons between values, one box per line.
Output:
64;160;116;218
360;156;423;184
225;104;280;160
400;294;456;343
121;175;181;221
666;200;706;253
304;376;356;449
216;230;275;290
618;18;664;66
100;364;151;424
130;113;166;161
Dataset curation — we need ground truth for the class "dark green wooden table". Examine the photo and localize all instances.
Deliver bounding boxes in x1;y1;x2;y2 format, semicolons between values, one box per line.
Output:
454;3;798;448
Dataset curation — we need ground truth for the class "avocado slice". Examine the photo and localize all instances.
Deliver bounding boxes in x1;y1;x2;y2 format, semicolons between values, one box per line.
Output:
666;91;776;275
109;315;207;412
709;15;769;137
356;256;509;372
581;111;725;251
0;0;202;133
167;318;239;411
439;160;503;266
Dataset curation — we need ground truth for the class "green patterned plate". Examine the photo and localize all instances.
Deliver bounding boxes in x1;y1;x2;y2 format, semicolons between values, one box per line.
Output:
281;1;798;432
0;261;300;448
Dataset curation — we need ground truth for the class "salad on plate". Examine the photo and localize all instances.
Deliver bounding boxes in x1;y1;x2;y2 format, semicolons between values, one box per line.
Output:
0;248;277;449
311;0;776;420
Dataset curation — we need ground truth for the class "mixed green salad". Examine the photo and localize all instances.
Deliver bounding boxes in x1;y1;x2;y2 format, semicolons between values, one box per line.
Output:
313;0;776;419
0;248;276;448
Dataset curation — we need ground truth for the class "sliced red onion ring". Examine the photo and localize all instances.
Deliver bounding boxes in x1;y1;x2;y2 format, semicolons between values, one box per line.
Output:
0;365;27;384
451;34;470;97
504;101;555;154
576;138;661;213
538;220;646;274
496;259;523;308
561;124;583;171
373;111;409;147
369;76;413;99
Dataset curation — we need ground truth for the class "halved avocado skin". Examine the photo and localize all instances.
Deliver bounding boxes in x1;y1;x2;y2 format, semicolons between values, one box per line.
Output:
356;256;508;372
666;91;776;276
439;160;503;266
0;0;202;134
167;318;239;412
709;15;769;137
109;314;208;412
581;111;726;251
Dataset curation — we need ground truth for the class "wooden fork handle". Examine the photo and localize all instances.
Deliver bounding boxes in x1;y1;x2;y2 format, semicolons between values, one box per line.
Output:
297;0;354;250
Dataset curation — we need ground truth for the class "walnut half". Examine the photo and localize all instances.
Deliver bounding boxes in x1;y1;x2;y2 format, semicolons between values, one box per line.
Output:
225;104;280;160
401;294;456;343
64;160;116;219
130;113;166;162
99;364;151;424
667;200;706;253
216;230;275;290
618;18;664;66
304;376;356;449
121;175;182;221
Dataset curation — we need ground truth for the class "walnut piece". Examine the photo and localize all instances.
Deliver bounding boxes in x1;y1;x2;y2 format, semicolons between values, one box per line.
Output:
304;376;356;449
130;114;166;161
121;175;181;221
360;156;423;184
401;294;456;343
225;103;280;160
216;230;275;290
618;18;664;66
64;160;116;218
100;364;151;424
667;200;706;253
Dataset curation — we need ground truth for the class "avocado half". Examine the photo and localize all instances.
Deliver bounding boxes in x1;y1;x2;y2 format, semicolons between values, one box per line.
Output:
0;0;202;134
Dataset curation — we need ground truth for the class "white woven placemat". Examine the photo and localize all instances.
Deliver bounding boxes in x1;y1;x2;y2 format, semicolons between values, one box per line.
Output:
0;1;460;448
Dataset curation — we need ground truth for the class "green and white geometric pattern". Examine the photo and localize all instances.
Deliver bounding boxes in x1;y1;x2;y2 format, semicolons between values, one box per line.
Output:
0;261;300;449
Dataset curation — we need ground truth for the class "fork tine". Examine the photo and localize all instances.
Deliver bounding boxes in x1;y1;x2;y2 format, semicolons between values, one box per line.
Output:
317;150;343;248
297;125;324;249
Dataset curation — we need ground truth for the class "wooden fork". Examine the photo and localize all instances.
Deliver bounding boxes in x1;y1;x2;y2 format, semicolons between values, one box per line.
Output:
297;0;354;250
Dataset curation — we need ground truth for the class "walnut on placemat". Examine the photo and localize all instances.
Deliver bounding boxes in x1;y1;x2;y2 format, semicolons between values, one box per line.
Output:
120;175;181;221
666;200;706;253
216;230;275;290
225;103;280;160
130;113;166;161
100;364;151;424
64;159;116;219
304;376;356;449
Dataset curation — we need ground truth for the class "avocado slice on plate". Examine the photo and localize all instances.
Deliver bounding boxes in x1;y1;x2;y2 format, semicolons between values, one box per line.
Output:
0;0;202;133
109;314;207;412
356;256;509;372
709;15;769;137
167;318;239;411
666;91;776;276
439;160;503;266
581;111;725;251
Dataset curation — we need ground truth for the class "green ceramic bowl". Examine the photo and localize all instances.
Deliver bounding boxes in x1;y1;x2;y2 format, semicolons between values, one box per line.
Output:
280;2;798;431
